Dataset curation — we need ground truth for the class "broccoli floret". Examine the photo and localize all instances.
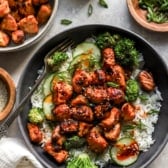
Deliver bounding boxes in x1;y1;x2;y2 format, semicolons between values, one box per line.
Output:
47;51;68;68
64;135;86;150
125;79;139;102
28;107;44;124
67;153;97;168
114;38;139;69
95;32;121;49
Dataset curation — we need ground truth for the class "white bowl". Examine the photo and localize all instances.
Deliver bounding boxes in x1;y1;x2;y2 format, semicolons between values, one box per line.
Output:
0;0;59;53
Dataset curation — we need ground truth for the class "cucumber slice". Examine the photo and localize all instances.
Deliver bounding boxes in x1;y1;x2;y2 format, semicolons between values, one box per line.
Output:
110;137;139;166
43;94;55;121
68;53;101;73
73;42;101;61
51;71;71;91
43;73;54;96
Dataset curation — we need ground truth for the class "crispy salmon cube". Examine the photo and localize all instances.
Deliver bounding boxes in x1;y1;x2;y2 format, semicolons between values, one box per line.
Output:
87;127;108;153
1;14;17;31
37;4;52;24
11;29;25;44
18;15;39;34
27;123;43;143
0;0;10;17
0;30;10;47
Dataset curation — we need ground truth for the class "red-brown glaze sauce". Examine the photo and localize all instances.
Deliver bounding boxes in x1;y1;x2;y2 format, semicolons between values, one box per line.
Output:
116;141;139;161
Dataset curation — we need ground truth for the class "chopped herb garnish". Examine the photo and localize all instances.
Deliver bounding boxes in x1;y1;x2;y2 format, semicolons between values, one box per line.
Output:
61;19;72;25
47;52;68;67
148;109;159;115
138;0;168;23
122;124;136;132
106;82;119;88
99;0;108;8
139;93;148;102
88;4;93;16
95;32;121;49
136;120;146;131
122;120;146;133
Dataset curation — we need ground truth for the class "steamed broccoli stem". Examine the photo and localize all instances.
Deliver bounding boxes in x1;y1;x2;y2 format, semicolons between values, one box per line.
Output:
64;135;86;150
28;107;44;124
67;153;98;168
95;32;121;49
125;79;139;102
114;38;139;69
47;51;68;67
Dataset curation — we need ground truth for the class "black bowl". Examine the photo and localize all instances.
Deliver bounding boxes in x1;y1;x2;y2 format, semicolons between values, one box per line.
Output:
18;25;168;168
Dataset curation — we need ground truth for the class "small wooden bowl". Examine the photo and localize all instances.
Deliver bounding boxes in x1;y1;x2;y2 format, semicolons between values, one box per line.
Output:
127;0;168;32
0;68;16;121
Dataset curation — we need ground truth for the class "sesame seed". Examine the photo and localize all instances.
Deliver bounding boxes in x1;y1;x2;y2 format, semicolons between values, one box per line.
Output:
0;78;8;112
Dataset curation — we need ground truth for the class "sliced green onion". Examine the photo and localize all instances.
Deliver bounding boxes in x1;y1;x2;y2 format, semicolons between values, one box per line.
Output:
106;82;119;88
61;19;72;25
88;4;93;16
139;93;148;102
148;109;159;115
99;0;108;8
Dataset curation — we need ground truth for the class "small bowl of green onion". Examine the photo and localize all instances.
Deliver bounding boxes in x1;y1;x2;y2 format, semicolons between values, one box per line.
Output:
127;0;168;32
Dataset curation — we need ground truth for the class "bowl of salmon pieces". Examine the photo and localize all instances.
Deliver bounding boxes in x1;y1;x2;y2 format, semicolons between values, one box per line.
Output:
0;0;58;52
18;25;168;168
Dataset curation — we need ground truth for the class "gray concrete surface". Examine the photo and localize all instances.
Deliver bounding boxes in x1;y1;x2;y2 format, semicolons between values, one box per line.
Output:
0;0;167;167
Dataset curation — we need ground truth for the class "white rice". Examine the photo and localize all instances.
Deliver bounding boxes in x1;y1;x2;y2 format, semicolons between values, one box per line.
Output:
30;41;163;166
40;121;52;146
118;67;163;152
132;87;162;152
31;83;44;108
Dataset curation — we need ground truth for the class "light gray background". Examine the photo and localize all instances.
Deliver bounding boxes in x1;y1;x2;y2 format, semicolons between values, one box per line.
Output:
0;0;167;167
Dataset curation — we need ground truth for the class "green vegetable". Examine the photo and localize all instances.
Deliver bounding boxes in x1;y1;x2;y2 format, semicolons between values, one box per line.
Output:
106;82;119;88
88;4;93;16
73;42;101;59
110;137;139;166
51;71;71;91
148;109;159;115
96;33;139;69
52;71;71;83
125;79;139;102
28;107;44;124
68;54;100;74
67;153;97;168
122;124;136;132
64;135;86;150
47;51;68;70
136;120;146;131
99;0;108;8
43;73;55;96
114;38;139;68
69;42;101;73
95;32;121;49
43;94;55;121
138;0;168;23
139;93;148;102
61;19;72;25
122;120;146;133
